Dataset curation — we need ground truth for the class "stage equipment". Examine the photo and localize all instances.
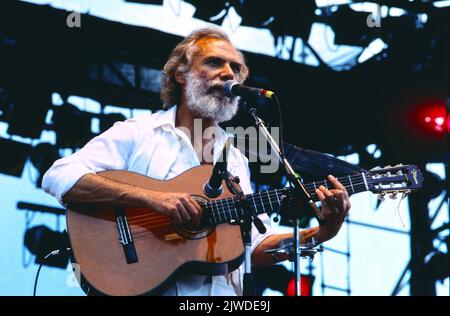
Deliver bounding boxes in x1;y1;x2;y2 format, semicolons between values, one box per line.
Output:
0;138;30;177
29;143;60;188
125;0;163;4
185;0;229;24
327;5;381;46
232;0;317;41
99;112;127;133
24;225;69;269
253;264;314;296
52;103;93;148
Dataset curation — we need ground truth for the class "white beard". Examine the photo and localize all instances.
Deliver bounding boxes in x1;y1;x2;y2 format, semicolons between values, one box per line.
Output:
184;72;239;123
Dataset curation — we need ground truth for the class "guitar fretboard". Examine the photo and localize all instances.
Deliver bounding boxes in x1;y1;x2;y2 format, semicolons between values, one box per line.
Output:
200;173;369;226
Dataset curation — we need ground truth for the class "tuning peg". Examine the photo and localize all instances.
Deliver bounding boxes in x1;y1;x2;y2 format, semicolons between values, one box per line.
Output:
273;214;280;223
389;193;398;200
378;194;385;202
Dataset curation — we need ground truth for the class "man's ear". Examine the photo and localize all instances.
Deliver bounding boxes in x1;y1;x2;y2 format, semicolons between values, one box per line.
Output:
175;70;186;85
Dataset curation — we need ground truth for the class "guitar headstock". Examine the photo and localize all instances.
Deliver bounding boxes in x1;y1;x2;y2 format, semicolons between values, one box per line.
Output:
365;164;424;199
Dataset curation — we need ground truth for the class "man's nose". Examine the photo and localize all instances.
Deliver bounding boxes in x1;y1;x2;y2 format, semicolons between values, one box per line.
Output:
219;63;235;81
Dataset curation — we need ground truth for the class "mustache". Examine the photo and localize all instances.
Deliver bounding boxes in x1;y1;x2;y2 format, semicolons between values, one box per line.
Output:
187;73;231;99
206;81;224;92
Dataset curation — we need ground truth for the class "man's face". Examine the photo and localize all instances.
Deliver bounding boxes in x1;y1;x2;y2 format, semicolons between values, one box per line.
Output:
183;38;244;123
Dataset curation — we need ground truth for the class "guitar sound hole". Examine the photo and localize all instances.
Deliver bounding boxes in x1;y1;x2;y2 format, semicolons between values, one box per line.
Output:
172;223;214;240
171;195;215;240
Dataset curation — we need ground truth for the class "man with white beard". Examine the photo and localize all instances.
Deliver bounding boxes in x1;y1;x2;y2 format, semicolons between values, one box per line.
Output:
42;27;351;296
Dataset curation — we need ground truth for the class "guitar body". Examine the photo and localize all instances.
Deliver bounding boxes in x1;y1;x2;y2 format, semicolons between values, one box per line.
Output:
66;165;244;296
65;162;423;296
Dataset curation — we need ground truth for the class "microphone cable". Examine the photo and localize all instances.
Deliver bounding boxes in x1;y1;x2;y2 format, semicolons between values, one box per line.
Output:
273;95;285;160
33;248;71;296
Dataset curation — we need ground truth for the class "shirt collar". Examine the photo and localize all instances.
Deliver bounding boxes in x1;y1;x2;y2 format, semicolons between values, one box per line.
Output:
153;105;231;162
153;105;178;131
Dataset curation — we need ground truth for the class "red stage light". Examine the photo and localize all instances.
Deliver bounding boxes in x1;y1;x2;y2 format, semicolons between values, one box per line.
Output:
286;275;312;296
415;103;447;134
423;114;446;132
448;113;450;133
387;94;446;161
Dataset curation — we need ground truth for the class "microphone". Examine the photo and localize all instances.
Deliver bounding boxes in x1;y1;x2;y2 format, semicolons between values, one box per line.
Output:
203;160;226;198
223;80;275;100
203;140;231;198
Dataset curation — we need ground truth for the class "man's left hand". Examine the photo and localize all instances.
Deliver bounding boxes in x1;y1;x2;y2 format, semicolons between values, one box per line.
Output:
314;175;351;242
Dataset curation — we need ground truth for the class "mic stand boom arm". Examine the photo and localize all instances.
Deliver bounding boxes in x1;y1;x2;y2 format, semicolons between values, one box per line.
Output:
248;107;325;297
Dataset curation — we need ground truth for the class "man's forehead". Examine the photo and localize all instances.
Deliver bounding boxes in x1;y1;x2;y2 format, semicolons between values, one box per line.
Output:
193;38;242;63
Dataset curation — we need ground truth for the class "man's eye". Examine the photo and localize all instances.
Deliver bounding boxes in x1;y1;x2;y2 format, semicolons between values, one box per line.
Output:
207;59;220;66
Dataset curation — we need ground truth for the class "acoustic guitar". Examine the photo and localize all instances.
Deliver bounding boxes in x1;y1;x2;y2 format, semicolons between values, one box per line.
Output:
66;164;423;295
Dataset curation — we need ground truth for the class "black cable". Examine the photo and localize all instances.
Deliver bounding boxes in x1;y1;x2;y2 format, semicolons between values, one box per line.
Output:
32;250;61;296
273;95;285;159
33;262;45;296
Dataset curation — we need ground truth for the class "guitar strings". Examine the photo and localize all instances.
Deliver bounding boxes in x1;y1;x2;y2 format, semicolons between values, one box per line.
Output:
132;228;168;237
126;174;366;223
117;171;407;240
199;183;368;226
130;181;394;238
127;213;167;222
129;183;369;239
201;177;367;212
129;186;366;239
202;182;367;222
394;192;407;228
127;213;164;220
128;218;169;226
132;170;398;224
128;218;168;226
125;180;368;227
125;175;368;223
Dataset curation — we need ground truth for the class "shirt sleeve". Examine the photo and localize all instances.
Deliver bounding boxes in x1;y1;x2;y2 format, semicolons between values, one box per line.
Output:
42;118;140;206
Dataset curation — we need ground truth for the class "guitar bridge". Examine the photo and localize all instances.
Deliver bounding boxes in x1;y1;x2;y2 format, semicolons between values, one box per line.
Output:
114;207;138;264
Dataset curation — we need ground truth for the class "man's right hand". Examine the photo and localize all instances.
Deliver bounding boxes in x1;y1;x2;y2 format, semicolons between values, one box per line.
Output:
147;191;202;226
61;174;202;226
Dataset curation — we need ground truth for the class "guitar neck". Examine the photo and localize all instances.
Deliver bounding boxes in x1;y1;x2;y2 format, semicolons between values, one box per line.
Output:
200;173;369;226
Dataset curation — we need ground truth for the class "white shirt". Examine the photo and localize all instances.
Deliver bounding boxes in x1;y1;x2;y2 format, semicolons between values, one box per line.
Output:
42;105;274;296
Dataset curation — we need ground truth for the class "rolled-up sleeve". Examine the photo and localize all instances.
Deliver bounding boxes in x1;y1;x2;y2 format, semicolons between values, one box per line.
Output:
42;119;140;205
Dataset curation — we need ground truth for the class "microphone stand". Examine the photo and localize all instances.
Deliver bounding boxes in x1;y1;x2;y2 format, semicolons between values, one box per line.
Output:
248;107;326;296
223;171;266;296
208;139;266;296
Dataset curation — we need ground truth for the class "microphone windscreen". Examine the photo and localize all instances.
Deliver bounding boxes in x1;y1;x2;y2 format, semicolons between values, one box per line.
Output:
223;80;239;98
